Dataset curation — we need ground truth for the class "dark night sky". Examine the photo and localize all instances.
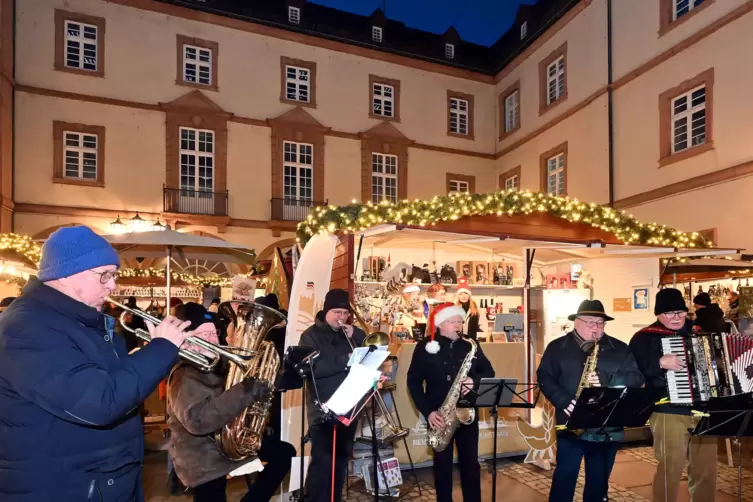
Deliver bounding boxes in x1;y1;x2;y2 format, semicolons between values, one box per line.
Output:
309;0;537;47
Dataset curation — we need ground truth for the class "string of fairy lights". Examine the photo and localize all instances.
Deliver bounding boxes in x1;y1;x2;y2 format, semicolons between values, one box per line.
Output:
0;233;255;287
296;190;712;248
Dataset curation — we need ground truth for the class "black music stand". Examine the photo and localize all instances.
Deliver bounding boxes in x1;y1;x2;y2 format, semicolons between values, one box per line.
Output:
565;387;655;438
691;393;753;502
459;379;540;502
279;346;319;502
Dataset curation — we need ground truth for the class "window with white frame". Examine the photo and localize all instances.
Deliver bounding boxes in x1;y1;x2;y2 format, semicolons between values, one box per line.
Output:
283;141;313;204
445;43;455;60
505;174;519;191
285;65;310;103
64;20;98;72
520;21;528;40
671;84;707;154
372;26;383;42
63;131;98;180
449;180;470;194
674;0;706;20
288;6;301;24
182;44;212;86
546;153;565;196
372;82;394;118
179;127;214;195
372;153;398;203
449;97;469;135
504;90;519;133
546;56;565;105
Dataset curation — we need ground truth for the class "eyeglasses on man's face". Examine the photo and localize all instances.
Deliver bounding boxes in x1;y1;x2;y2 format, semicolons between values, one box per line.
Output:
661;311;687;319
577;318;606;329
90;269;119;284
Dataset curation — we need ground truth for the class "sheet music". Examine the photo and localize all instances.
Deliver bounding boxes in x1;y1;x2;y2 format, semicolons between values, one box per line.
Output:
228;458;264;477
324;363;381;415
347;347;389;370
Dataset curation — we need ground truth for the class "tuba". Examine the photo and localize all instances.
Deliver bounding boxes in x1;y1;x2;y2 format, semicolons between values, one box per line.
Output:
217;302;287;461
427;337;477;452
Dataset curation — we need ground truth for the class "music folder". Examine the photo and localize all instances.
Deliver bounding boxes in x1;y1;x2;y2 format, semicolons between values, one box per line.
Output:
566;387;654;431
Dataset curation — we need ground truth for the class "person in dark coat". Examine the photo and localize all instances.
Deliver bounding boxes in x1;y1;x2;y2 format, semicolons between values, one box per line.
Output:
407;302;495;502
0;226;191;502
167;302;294;502
693;292;731;333
299;289;366;502
538;300;644;502
454;277;482;340
629;288;717;502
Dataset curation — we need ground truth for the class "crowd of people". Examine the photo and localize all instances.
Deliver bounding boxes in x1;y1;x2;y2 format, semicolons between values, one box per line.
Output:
0;223;747;502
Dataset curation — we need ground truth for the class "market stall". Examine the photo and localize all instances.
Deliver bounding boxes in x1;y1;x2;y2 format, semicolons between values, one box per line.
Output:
287;191;735;473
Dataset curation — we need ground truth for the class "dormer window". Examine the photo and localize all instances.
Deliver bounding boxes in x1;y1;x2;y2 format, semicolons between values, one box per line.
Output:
445;43;455;60
520;21;528;40
288;6;300;24
372;26;383;43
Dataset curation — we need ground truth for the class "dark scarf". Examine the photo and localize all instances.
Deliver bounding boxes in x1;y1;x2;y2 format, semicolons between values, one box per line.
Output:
572;329;598;353
461;301;470;313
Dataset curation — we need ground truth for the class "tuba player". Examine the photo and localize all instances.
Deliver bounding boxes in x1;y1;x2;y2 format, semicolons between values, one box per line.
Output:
407;302;494;502
166;302;295;502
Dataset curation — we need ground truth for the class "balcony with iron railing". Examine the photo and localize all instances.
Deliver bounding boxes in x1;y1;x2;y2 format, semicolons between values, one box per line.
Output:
271;198;327;222
164;186;229;217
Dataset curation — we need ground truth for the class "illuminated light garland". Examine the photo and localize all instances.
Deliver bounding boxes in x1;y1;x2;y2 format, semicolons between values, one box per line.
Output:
0;233;42;265
295;190;711;249
118;268;234;287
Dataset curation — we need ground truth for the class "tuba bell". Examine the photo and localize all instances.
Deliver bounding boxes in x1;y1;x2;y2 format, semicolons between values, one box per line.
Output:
216;301;287;461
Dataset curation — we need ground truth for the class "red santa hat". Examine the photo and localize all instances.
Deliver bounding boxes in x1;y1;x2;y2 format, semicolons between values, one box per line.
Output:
425;302;466;354
456;277;471;296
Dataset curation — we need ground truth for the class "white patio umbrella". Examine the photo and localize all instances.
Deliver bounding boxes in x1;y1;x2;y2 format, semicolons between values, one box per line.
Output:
102;230;256;307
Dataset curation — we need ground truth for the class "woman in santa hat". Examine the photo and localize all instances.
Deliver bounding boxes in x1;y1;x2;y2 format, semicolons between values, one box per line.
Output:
454;277;482;341
406;302;495;502
397;282;426;327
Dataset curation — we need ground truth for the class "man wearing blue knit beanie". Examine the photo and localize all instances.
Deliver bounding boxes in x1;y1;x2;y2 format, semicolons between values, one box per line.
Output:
0;225;193;501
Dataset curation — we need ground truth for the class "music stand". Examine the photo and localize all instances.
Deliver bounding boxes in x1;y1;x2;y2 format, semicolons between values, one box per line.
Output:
691;393;753;502
279;346;319;502
565;387;654;435
459;378;540;502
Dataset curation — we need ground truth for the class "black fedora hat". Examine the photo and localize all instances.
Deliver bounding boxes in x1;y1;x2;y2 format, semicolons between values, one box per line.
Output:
567;299;615;321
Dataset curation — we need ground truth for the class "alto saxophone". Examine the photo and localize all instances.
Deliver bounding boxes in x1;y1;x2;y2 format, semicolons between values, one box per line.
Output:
427;337;477;452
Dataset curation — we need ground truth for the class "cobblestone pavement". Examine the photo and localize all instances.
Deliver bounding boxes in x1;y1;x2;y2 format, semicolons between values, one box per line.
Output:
144;444;753;501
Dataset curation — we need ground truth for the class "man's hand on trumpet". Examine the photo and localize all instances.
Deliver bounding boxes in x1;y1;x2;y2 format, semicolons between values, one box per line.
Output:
146;316;192;348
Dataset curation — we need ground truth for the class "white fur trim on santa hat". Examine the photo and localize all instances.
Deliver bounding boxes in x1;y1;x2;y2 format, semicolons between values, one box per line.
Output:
433;305;466;328
426;340;441;354
402;284;420;294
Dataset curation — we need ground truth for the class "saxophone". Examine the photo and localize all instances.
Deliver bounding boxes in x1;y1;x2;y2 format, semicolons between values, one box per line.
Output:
563;341;599;435
575;341;600;400
427;337;477;452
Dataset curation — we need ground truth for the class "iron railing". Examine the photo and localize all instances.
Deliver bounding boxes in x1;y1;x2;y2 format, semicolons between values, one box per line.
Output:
164;186;229;217
271;198;327;222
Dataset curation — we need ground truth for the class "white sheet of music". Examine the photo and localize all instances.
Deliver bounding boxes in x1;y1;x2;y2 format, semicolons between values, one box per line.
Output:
228;458;264;477
324;363;381;415
347;347;389;370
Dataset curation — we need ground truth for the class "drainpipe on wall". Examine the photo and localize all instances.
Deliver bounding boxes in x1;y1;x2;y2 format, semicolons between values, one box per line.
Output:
10;0;16;232
607;0;615;207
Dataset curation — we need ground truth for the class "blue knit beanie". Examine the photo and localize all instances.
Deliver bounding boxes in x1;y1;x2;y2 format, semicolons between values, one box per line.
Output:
38;226;120;282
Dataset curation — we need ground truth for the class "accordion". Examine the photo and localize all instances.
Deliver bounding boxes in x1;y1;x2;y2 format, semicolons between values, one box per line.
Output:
661;333;753;406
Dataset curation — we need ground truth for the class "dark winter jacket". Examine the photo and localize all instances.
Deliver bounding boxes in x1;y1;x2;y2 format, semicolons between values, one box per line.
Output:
299;311;366;425
694;304;731;333
166;362;273;487
537;332;644;441
406;335;495;420
0;277;179;501
629;320;695;415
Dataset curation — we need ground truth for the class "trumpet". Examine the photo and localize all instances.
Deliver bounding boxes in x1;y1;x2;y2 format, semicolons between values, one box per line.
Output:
108;297;254;372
